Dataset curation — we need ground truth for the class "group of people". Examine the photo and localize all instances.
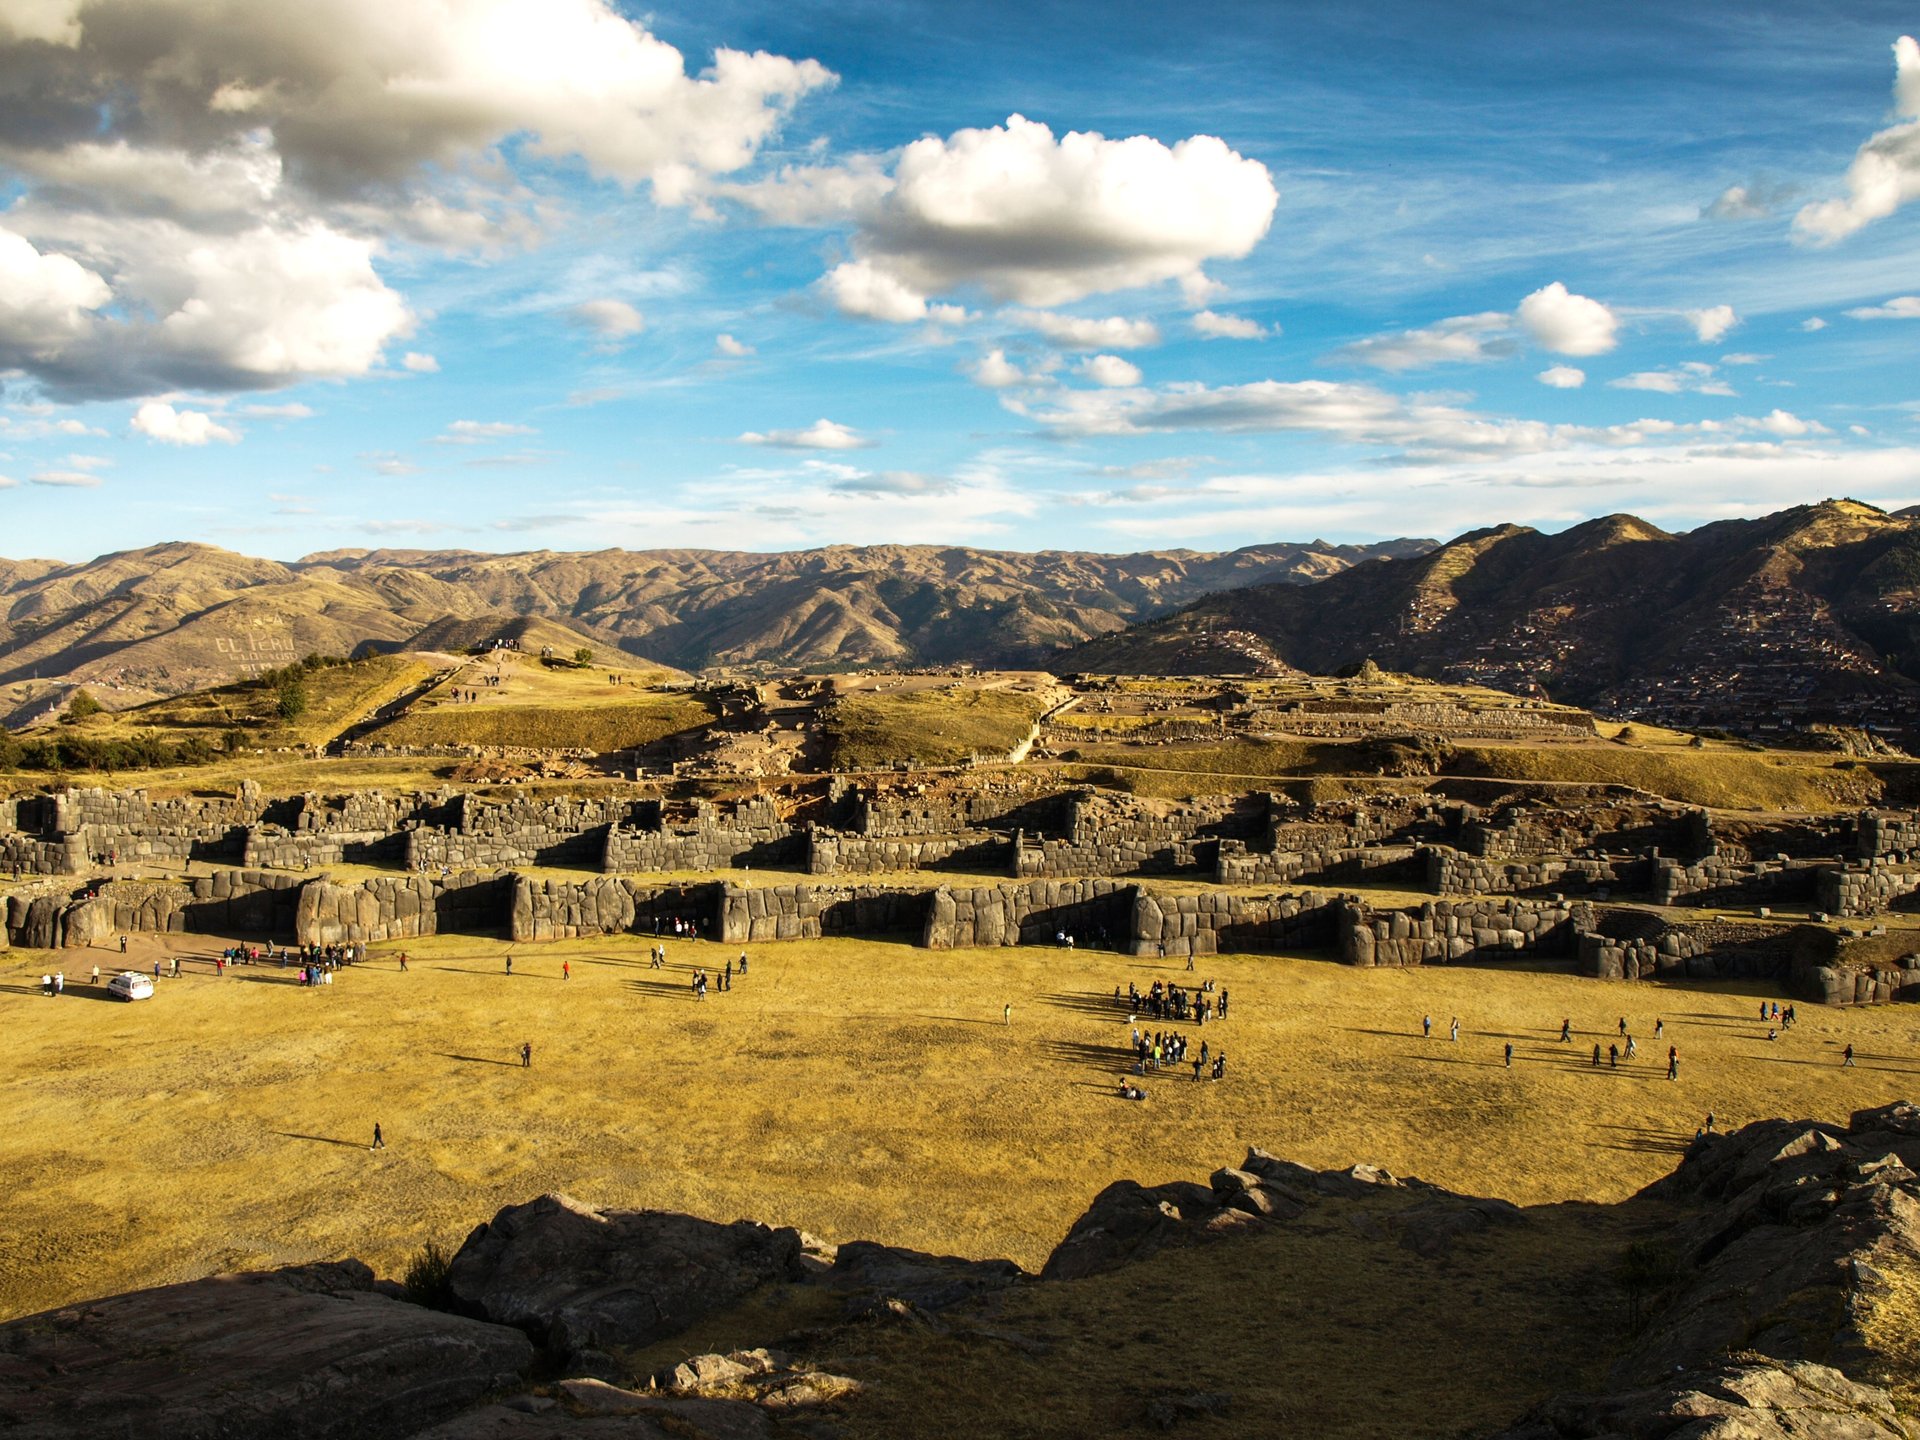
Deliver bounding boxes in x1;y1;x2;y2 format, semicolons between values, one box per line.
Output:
1119;977;1228;1025
1116;967;1233;1093
689;955;744;998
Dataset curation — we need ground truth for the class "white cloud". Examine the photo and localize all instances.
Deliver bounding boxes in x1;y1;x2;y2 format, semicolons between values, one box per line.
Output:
1328;311;1513;371
130;401;239;445
736;114;1275;311
1516;282;1619;356
1749;408;1825;437
1801;317;1828;331
0;475;15;489
821;259;967;325
1721;353;1768;366
967;349;1037;389
1608;362;1735;397
1845;296;1920;320
1686;304;1738;343
0;0;832;398
571;298;647;341
402;352;440;373
1794;36;1920;244
1011;310;1160;351
30;469;101;487
738;418;872;450
1537;365;1586;388
1191;310;1268;340
1078;354;1143;387
439;420;537;444
715;333;754;357
241;402;315;418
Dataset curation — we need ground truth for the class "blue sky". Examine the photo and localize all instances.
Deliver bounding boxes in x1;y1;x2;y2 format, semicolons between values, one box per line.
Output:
0;0;1916;560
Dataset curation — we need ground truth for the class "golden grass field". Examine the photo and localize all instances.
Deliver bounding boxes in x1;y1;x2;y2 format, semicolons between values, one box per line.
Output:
822;687;1054;769
2;925;1915;1337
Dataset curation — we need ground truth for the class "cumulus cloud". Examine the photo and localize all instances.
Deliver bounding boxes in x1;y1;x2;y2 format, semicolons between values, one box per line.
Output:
1609;362;1736;397
821;259;967;325
967;349;1045;389
571;298;647;342
738;418;872;450
1516;282;1619;356
1078;354;1143;387
0;0;831;399
1328;311;1514;371
1538;365;1586;388
402;352;440;372
1687;304;1738;343
1011;310;1160;350
1846;295;1920;319
734;114;1275;314
715;333;754;357
131;400;239;445
31;469;102;487
1794;36;1920;244
1801;316;1829;331
439;420;537;443
1191;310;1269;340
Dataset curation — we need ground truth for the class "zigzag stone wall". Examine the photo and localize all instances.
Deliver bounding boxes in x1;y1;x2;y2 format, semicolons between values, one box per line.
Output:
1336;897;1591;967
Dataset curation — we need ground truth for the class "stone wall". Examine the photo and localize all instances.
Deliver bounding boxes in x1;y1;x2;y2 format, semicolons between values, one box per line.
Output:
1426;846;1643;898
1855;810;1920;860
806;826;1009;876
923;879;1136;950
1128;888;1336;959
510;877;725;943
297;872;515;947
852;785;1072;838
1215;841;1421;888
1336;897;1590;967
1651;856;1823;908
1817;863;1920;919
1577;912;1797;984
603;796;798;873
719;883;930;944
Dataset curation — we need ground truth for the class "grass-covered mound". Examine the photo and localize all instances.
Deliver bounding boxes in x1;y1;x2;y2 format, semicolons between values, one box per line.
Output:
822;687;1053;769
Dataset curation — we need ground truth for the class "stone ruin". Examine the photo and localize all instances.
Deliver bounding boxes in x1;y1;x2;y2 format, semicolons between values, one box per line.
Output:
10;782;1920;1005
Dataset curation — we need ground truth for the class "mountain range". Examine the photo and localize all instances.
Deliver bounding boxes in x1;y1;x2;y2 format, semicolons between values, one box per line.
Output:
0;536;1430;723
1068;499;1920;740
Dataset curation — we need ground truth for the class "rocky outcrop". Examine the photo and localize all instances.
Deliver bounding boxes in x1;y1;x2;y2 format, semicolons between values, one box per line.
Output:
823;1240;1024;1316
0;1259;532;1440
444;1193;805;1362
1615;1101;1920;1387
1488;1357;1909;1440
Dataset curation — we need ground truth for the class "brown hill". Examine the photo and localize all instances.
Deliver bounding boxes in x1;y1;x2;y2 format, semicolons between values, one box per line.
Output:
1068;499;1920;742
0;536;1430;716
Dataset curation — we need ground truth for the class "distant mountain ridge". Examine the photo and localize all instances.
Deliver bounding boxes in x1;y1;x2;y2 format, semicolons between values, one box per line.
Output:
1067;499;1920;739
0;536;1431;721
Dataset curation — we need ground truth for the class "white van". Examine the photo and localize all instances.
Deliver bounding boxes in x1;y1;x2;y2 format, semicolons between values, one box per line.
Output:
106;971;154;1002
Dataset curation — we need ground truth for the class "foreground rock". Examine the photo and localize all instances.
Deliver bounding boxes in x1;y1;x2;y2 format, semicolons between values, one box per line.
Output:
823;1240;1024;1317
1489;1357;1908;1439
445;1193;805;1361
0;1260;532;1440
1613;1100;1920;1386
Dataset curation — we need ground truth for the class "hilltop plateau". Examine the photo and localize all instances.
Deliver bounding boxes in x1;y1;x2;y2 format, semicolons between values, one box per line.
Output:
0;536;1430;722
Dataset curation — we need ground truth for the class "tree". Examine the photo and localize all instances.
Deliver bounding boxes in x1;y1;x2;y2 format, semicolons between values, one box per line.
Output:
277;676;310;721
62;689;103;722
573;647;595;668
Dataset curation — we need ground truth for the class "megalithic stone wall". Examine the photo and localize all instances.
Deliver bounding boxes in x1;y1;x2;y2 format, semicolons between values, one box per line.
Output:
1817;862;1920;919
1335;896;1592;967
296;871;516;947
510;877;724;943
719;883;932;943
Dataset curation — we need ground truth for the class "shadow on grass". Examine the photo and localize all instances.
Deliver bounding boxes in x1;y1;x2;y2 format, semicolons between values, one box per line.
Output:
1038;990;1130;1018
1042;1037;1129;1073
1742;1052;1920;1075
275;1131;368;1149
436;1052;521;1067
0;982;122;1002
1588;1122;1691;1156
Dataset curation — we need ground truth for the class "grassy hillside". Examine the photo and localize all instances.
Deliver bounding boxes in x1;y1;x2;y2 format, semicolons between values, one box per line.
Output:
821;687;1053;769
361;657;712;752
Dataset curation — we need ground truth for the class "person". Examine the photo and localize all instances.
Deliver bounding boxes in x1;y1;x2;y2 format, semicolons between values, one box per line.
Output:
562;960;571;981
1618;1016;1627;1036
1186;954;1194;972
1843;1043;1855;1067
1504;1042;1513;1067
53;971;63;995
1654;1018;1664;1038
1667;1052;1679;1081
1625;1035;1637;1060
1004;1003;1012;1028
1767;1027;1777;1042
1450;1017;1459;1043
1422;1014;1432;1038
521;1042;532;1068
1559;1018;1571;1042
739;951;748;974
119;934;127;955
1608;1043;1618;1068
154;960;162;982
91;965;99;985
1704;1112;1715;1132
371;1123;385;1151
505;953;513;976
399;952;409;972
1592;1043;1602;1067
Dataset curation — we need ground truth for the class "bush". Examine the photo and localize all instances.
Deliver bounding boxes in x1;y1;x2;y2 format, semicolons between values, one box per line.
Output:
573;646;595;668
277;677;310;720
401;1240;456;1310
62;690;103;722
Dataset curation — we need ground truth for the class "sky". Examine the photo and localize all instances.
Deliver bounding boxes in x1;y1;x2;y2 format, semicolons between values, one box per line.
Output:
0;0;1917;562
